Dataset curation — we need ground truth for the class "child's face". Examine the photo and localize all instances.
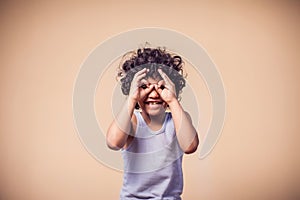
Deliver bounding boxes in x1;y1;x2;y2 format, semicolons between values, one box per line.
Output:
138;77;167;117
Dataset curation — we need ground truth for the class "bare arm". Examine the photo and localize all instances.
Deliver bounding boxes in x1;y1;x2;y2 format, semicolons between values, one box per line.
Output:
106;68;153;150
168;101;199;154
155;69;199;154
106;98;136;150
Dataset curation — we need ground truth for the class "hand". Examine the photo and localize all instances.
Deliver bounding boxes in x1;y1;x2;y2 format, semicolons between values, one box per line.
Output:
129;68;154;103
155;69;177;104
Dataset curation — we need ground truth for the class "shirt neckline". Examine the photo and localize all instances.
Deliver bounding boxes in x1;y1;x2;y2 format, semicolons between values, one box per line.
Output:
136;111;169;135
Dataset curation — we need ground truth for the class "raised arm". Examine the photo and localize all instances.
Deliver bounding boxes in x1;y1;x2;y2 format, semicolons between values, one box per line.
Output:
168;101;199;154
155;69;199;154
106;97;136;150
106;68;154;150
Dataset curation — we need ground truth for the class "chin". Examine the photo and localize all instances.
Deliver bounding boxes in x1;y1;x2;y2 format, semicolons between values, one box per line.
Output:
139;102;167;116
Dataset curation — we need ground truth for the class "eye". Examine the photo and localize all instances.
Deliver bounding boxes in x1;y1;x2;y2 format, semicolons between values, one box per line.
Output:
160;85;165;90
140;84;147;89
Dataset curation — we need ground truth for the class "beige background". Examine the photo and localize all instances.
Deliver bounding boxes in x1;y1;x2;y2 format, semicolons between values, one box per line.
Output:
0;1;299;200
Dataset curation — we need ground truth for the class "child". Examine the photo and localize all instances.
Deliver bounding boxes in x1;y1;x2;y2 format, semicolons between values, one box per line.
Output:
106;47;199;200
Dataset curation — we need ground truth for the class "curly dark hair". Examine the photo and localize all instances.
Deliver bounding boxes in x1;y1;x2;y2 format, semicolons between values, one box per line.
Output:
117;47;186;108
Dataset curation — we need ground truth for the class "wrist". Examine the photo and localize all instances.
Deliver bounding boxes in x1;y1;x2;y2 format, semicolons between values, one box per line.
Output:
127;97;137;110
167;98;180;109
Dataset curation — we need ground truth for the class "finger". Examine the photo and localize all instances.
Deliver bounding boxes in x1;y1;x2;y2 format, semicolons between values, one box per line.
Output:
141;78;148;83
138;79;149;88
132;68;148;87
157;75;176;97
133;68;147;80
144;84;154;93
158;69;173;85
157;80;165;90
154;84;163;95
140;84;154;99
135;69;147;82
135;68;147;76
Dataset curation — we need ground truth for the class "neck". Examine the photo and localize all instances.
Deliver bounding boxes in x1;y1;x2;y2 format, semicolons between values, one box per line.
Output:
141;112;166;128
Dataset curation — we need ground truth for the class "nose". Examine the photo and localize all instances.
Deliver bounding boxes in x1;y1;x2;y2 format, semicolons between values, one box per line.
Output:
148;87;159;98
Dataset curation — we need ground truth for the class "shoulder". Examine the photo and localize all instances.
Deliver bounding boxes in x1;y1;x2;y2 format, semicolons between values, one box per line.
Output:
169;111;193;122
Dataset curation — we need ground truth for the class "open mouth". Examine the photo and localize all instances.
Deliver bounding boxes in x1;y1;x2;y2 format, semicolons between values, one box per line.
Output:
144;101;163;105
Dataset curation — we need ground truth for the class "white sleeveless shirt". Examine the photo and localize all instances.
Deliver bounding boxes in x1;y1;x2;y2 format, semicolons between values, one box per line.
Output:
120;111;184;200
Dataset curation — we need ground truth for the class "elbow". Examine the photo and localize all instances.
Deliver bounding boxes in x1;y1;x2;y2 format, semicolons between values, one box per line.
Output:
184;145;198;154
106;140;121;151
184;136;199;154
106;134;123;151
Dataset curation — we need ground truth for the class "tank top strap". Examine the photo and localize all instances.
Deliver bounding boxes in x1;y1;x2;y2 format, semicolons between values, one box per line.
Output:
134;110;170;136
133;110;146;126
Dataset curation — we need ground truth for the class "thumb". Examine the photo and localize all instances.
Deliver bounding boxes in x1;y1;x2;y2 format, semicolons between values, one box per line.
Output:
154;84;163;95
145;84;154;94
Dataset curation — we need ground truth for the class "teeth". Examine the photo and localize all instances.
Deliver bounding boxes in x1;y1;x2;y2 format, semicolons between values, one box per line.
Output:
145;101;162;105
148;102;159;105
